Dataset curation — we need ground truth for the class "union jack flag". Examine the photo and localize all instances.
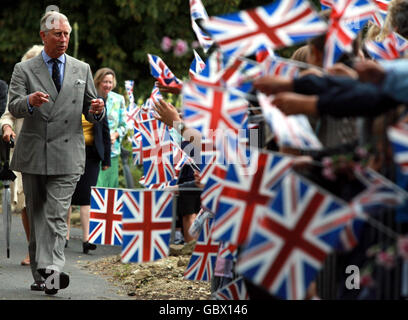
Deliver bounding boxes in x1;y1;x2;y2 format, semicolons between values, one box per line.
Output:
218;241;238;261
201;161;228;213
211;148;294;245
324;0;376;68
125;80;135;110
139;118;176;187
132;128;142;165
388;123;408;174
263;57;300;79
143;84;163;113
365;32;408;61
147;54;182;89
235;173;355;300
190;50;206;79
372;0;391;27
190;0;214;53
89;188;124;246
182;81;249;138
214;277;249;300
184;218;220;281
202;0;327;58
320;0;333;10
257;92;322;150
121;190;173;263
255;45;275;63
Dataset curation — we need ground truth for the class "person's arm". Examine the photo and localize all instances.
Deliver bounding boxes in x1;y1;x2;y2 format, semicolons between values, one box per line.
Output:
8;63;46;118
83;64;105;123
153;99;202;150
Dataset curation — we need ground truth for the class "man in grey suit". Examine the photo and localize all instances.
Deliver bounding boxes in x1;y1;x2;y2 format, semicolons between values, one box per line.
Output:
7;11;105;295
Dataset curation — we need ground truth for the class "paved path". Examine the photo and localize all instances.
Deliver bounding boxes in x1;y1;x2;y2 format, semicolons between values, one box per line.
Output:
0;212;130;300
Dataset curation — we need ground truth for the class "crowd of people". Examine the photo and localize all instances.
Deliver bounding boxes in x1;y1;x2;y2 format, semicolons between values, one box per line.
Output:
2;0;408;300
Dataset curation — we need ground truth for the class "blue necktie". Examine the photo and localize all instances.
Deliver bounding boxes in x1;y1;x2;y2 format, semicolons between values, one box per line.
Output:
51;59;61;92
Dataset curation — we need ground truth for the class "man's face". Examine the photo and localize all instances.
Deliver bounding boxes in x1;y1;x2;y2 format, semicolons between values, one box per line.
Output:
40;20;70;58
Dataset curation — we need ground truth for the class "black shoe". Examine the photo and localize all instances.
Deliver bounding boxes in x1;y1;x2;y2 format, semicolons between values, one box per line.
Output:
83;241;97;254
65;239;69;248
37;269;70;295
30;280;45;291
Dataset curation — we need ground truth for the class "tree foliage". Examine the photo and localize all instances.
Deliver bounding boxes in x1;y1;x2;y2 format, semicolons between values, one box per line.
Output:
0;0;321;100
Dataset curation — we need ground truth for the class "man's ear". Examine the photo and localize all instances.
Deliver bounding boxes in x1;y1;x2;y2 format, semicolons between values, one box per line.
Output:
39;31;46;44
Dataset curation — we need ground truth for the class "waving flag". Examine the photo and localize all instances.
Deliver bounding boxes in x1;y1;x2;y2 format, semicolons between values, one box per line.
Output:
320;0;333;10
324;0;376;68
190;0;214;53
182;82;249;138
255;45;275;63
147;54;182;89
236;173;355;300
182;55;256;137
121;190;173;263
132;128;142;165
258;92;322;150
214;277;249;300
139;118;176;187
202;0;327;58
263;57;300;79
190;50;207;79
89;188;124;246
211;149;294;245
365;32;408;61
125;80;137;129
184;218;220;281
388;123;408;174
372;0;390;27
218;241;238;261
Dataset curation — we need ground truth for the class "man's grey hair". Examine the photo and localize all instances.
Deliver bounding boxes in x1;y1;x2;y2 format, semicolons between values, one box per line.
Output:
40;11;72;33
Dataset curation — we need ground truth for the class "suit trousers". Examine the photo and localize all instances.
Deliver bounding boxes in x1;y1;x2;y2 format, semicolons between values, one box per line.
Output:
22;173;80;281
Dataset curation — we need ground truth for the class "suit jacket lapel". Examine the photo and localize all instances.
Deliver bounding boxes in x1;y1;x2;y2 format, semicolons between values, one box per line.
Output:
31;54;58;103
50;55;78;119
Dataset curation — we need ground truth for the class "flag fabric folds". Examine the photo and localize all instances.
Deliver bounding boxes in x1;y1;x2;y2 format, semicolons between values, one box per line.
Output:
89;188;124;246
236;173;355;300
202;0;327;58
121;190;173;263
324;0;376;68
184;218;220;281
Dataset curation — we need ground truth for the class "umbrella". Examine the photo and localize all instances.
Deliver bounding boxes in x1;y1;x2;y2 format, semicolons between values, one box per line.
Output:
0;138;16;258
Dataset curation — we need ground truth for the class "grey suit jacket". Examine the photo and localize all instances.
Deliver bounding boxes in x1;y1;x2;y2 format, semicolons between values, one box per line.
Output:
7;53;105;175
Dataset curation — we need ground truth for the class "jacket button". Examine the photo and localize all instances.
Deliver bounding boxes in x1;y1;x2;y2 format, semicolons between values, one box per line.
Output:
72;100;76;104
47;139;51;143
65;139;68;143
65;120;68;124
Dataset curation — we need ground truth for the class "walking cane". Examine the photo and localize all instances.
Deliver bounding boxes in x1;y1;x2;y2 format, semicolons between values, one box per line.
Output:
1;137;16;258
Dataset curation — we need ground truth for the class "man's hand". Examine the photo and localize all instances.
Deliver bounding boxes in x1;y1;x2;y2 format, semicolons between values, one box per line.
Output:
253;76;294;95
29;91;49;107
155;81;182;95
2;125;16;143
327;63;358;79
102;165;110;171
272;92;318;116
354;60;386;84
153;99;182;127
89;98;104;115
